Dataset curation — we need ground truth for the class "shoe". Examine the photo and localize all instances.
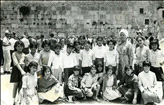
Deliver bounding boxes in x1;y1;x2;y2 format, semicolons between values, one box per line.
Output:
94;97;100;102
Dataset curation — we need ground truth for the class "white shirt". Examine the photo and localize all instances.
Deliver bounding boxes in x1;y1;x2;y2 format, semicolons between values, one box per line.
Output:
93;45;107;58
104;50;119;66
9;38;17;50
138;71;157;93
2;36;11;51
25;52;40;66
21;37;30;48
51;53;63;70
149;50;164;67
80;49;94;67
62;52;77;68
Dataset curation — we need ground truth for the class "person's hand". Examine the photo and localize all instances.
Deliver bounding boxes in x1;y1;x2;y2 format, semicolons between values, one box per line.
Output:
132;98;137;104
26;98;30;105
112;86;117;90
21;71;26;75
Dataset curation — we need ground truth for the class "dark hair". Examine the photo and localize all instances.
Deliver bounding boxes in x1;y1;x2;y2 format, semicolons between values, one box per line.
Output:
106;65;114;73
143;61;151;67
124;65;133;74
41;65;52;76
97;36;103;41
136;36;145;42
67;43;74;49
84;40;91;45
41;39;51;48
40;34;44;38
54;43;62;49
145;36;148;39
29;41;37;49
107;39;116;46
149;39;160;50
49;33;54;38
14;40;25;51
26;61;38;73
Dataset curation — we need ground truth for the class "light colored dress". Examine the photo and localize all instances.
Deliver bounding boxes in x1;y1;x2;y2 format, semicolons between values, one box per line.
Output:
37;75;63;102
100;75;121;100
19;73;39;105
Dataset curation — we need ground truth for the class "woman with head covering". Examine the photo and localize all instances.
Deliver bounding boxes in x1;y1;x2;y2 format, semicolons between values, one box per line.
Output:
116;29;134;81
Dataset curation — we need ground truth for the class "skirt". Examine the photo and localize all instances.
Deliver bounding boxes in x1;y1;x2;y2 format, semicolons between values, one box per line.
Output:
150;66;164;81
38;85;63;102
10;66;22;83
103;87;121;100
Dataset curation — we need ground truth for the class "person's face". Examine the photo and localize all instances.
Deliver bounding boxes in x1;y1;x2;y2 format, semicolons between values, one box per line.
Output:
67;47;72;54
30;66;37;75
107;68;113;75
44;69;51;77
16;44;23;53
143;66;150;73
108;42;114;50
74;70;79;76
44;44;50;52
97;40;102;46
30;47;37;54
138;38;144;46
151;43;158;51
91;68;97;75
55;47;61;55
75;44;80;51
120;32;126;42
126;68;133;76
84;44;90;51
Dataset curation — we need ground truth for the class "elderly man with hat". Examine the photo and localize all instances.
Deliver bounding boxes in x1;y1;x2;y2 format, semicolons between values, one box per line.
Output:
116;29;134;81
2;30;11;74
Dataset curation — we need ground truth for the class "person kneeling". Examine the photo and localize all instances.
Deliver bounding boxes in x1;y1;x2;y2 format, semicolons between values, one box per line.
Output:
138;61;162;105
65;68;84;103
81;65;100;101
37;66;63;103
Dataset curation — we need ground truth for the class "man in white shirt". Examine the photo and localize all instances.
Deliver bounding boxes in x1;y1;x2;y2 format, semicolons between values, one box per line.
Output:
9;32;17;67
2;30;11;74
21;34;30;54
79;41;95;76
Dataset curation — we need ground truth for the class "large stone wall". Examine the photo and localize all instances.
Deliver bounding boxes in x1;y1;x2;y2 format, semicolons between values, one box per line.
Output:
1;1;164;38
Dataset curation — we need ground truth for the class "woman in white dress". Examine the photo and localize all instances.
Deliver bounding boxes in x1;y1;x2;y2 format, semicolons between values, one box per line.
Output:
99;65;121;101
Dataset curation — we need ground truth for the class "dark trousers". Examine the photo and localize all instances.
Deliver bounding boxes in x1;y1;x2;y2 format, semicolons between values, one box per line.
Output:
64;68;74;83
82;67;91;77
150;66;164;81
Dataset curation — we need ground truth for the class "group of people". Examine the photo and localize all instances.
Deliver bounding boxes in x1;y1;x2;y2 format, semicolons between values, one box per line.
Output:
1;28;164;105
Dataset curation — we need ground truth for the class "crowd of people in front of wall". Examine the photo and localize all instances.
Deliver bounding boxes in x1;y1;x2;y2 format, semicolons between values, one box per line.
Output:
1;28;164;105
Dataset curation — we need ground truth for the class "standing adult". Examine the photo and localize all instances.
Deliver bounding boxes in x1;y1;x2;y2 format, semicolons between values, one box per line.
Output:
21;35;30;54
116;29;134;81
2;30;11;74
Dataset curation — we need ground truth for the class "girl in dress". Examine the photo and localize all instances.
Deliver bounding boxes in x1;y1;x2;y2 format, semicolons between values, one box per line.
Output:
19;61;39;105
37;66;63;103
10;41;26;105
99;65;121;101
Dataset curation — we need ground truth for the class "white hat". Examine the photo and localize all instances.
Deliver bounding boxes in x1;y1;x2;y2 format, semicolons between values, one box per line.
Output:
5;30;10;34
119;29;129;37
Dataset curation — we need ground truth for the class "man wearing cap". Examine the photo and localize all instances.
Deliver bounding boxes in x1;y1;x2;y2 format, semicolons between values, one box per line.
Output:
116;29;134;81
2;30;11;74
65;68;84;102
138;61;162;105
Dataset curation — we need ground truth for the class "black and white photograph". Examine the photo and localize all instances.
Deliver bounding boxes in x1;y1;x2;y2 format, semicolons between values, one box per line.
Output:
1;1;164;105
